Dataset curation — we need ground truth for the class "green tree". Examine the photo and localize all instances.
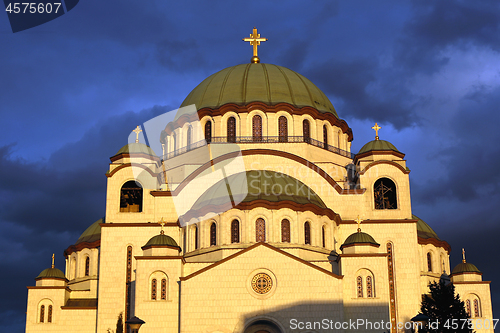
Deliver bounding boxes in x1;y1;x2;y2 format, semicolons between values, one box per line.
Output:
420;280;472;333
116;312;124;333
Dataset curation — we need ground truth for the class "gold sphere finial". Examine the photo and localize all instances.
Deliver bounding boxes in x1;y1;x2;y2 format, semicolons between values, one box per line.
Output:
251;56;260;63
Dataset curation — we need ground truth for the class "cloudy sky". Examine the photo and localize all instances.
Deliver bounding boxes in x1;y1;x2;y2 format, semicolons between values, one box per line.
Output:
1;0;499;331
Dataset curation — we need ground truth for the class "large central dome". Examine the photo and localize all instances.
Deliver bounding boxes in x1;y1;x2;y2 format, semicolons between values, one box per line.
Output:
180;63;338;118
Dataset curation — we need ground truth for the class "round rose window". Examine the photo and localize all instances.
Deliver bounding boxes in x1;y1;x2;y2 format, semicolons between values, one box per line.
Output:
251;273;273;294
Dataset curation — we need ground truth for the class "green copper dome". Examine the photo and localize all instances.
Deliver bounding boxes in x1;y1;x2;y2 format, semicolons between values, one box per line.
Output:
114;143;157;157
414;215;440;240
143;234;180;250
180;63;338;117
36;267;66;280
341;231;379;250
358;139;401;155
452;262;481;275
75;218;103;245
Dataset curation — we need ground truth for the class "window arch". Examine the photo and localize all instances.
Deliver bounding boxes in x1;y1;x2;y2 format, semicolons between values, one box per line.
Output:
323;125;328;149
161;278;167;300
466;299;471;317
40;305;45;323
322;226;326;248
337;130;341;148
356;276;363;298
256;218;266;242
304;222;311;245
151;278;157;300
281;219;290;243
366;276;373;298
186;125;192;150
47;305;52;323
252;115;263;141
473;298;481;317
172;132;177;154
278;116;288;142
303;119;310;143
71;257;77;279
204;121;212;143
194;225;199;250
231;220;240;243
210;222;217;246
85;256;90;276
356;269;375;298
227;117;236;143
374;178;397;209
120;181;143;212
427;252;433;272
149;271;168;301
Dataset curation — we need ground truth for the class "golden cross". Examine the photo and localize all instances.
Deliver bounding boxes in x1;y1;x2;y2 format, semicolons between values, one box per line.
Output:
133;125;142;143
355;215;362;232
159;217;165;235
372;123;381;140
51;253;55;268
462;248;466;263
243;27;267;63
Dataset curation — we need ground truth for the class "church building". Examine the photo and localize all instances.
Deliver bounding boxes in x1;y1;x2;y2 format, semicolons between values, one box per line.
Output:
25;29;494;333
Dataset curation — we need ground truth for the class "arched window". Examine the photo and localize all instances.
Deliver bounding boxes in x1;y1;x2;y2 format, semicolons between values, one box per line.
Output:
322;226;326;248
210;223;217;246
204;121;212;143
281;219;290;243
120;181;143;212
304;222;311;245
337;130;341;148
356;276;363;298
231;220;239;243
466;300;471;317
71;257;76;279
47;305;52;323
278;116;288;142
227;117;236;143
323;125;328;149
172;132;177;155
186;126;192;151
194;225;199;250
366;276;373;297
256;218;266;242
427;252;432;272
40;305;45;323
151;278;157;300
161;278;167;300
252;115;262;141
85;256;90;276
474;299;480;317
125;246;132;320
303;119;310;143
374;178;397;209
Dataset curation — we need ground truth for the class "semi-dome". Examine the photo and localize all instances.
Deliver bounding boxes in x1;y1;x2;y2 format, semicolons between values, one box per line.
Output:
143;234;181;251
452;262;481;275
180;63;338;117
75;218;103;245
357;139;401;155
36;267;66;280
414;215;440;240
340;231;379;250
113;142;157;157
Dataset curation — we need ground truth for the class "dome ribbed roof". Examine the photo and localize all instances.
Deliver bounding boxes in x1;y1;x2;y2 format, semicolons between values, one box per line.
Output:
358;140;400;155
341;231;379;249
180;63;338;117
75;218;103;245
452;262;481;275
114;143;157;157
414;215;440;240
36;267;66;280
143;234;180;250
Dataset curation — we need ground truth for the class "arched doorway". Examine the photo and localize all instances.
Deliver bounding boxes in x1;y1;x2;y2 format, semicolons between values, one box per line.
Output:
244;320;282;333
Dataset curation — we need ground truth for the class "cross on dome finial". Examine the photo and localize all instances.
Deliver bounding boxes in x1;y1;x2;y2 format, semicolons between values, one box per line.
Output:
372;123;381;140
133;125;142;143
51;253;55;268
159;217;165;235
462;248;466;263
355;215;362;232
243;27;267;63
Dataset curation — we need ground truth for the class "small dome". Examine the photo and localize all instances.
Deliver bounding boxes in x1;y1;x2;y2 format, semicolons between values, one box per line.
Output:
414;215;440;240
452;262;481;275
114;142;157;157
36;267;66;280
180;63;339;117
341;231;379;250
357;139;401;155
75;218;103;245
143;234;181;251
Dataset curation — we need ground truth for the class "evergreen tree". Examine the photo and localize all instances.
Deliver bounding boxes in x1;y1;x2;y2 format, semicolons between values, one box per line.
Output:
116;312;124;333
420;280;472;333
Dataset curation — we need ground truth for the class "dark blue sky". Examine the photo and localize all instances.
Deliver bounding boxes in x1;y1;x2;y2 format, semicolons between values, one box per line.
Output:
1;1;499;331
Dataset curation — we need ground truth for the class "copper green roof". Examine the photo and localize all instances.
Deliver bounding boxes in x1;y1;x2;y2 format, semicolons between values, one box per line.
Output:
75;218;102;245
114;142;157;157
36;267;66;280
414;215;440;240
358;139;401;155
191;170;327;211
452;262;481;275
179;63;338;118
143;234;180;250
341;231;379;249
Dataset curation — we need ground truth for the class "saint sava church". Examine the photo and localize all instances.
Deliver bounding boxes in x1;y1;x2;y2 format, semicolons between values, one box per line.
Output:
25;29;493;333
